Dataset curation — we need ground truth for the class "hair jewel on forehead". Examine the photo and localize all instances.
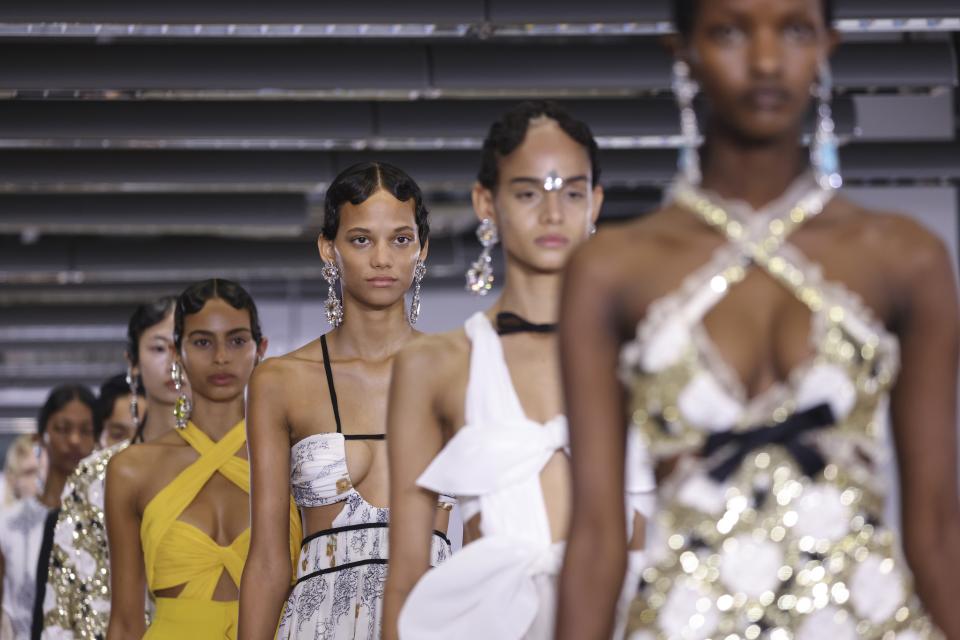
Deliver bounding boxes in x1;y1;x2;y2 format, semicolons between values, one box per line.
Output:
543;171;564;192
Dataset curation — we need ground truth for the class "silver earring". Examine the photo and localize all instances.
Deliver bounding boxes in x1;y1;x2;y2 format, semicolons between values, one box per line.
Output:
811;58;842;190
126;367;140;430
672;60;702;185
171;361;191;430
322;261;344;328
409;260;427;325
589;223;598;236
465;218;498;296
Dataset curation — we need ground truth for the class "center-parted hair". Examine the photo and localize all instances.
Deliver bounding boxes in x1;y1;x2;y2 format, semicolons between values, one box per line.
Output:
37;384;97;438
322;161;430;244
174;278;263;349
672;0;835;37
477;100;601;191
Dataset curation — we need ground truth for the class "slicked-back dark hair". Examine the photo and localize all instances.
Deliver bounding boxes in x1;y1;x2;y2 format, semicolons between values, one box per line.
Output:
95;373;143;435
672;0;834;37
174;278;263;350
478;100;600;191
38;384;96;437
322;161;430;244
127;296;177;367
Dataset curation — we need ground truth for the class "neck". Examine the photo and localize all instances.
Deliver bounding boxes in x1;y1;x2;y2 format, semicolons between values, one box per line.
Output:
493;259;564;324
700;124;808;210
140;396;176;442
328;297;414;361
39;467;68;508
190;395;244;442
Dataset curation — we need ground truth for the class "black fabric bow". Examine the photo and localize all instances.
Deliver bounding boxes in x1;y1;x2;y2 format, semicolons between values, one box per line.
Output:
701;403;836;482
495;312;557;336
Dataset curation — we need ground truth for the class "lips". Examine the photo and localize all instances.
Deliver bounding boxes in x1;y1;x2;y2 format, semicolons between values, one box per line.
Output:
535;234;570;248
367;277;398;287
208;373;237;386
744;87;790;110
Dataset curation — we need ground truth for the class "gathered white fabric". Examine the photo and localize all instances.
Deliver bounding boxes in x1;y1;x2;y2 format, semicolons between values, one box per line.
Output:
400;312;568;640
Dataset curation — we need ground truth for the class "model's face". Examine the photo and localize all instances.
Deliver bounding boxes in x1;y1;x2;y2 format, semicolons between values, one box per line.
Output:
319;189;427;311
179;298;264;405
684;0;832;142
134;312;183;407
44;399;96;476
475;118;603;274
100;394;144;447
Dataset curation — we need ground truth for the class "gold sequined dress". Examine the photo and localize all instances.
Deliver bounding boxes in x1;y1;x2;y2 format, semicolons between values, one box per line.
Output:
619;174;942;640
40;442;132;639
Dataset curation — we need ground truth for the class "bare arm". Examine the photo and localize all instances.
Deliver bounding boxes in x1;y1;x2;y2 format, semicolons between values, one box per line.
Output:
1;544;6;616
382;340;450;640
888;224;960;638
105;449;148;639
556;238;632;639
238;360;295;640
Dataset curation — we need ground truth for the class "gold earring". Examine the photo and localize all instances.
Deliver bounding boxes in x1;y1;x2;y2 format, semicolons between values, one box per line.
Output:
171;361;191;430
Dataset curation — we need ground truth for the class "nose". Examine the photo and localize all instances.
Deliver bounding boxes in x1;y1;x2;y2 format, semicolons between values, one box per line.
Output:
371;241;393;270
540;192;564;225
750;27;783;78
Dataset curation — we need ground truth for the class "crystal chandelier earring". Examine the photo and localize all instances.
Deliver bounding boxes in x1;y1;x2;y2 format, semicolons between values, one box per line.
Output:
672;59;702;185
126;367;140;430
171;361;191;430
811;58;842;190
322;261;344;328
465;218;498;296
409;260;427;325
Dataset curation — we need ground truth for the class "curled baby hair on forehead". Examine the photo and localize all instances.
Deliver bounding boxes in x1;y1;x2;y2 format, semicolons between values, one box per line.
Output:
671;0;835;37
322;161;430;245
173;278;263;350
477;100;601;192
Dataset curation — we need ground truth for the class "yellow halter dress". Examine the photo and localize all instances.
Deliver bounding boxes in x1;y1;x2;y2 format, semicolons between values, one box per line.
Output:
140;421;301;639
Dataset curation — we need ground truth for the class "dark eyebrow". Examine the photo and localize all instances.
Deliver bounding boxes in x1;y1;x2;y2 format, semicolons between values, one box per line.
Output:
345;226;372;234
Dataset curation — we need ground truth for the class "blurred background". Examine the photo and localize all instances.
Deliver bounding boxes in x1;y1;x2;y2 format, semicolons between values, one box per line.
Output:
0;0;958;460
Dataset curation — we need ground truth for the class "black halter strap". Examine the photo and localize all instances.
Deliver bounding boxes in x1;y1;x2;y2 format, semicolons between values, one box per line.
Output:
320;334;386;441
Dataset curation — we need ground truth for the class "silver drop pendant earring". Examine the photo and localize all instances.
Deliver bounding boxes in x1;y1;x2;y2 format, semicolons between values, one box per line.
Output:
322;261;344;328
409;260;427;325
811;58;842;190
672;59;702;185
465;218;499;296
126;367;140;430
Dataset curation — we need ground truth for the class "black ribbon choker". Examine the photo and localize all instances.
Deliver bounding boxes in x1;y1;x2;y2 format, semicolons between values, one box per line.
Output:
495;312;557;336
701;402;836;482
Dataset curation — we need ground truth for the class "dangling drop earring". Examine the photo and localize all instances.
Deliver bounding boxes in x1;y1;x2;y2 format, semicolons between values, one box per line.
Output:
672;60;702;185
811;58;842;190
126;367;140;430
322;261;344;328
171;361;191;430
465;218;498;296
409;260;427;325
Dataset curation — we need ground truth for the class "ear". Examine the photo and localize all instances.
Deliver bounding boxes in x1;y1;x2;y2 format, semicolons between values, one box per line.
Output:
590;184;604;226
125;352;140;381
418;237;430;263
471;182;498;226
256;337;269;362
317;234;336;264
825;28;840;57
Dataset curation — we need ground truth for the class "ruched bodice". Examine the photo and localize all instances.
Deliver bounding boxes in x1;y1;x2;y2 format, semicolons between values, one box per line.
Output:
290;432;357;508
141;421;301;601
619;174;941;640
